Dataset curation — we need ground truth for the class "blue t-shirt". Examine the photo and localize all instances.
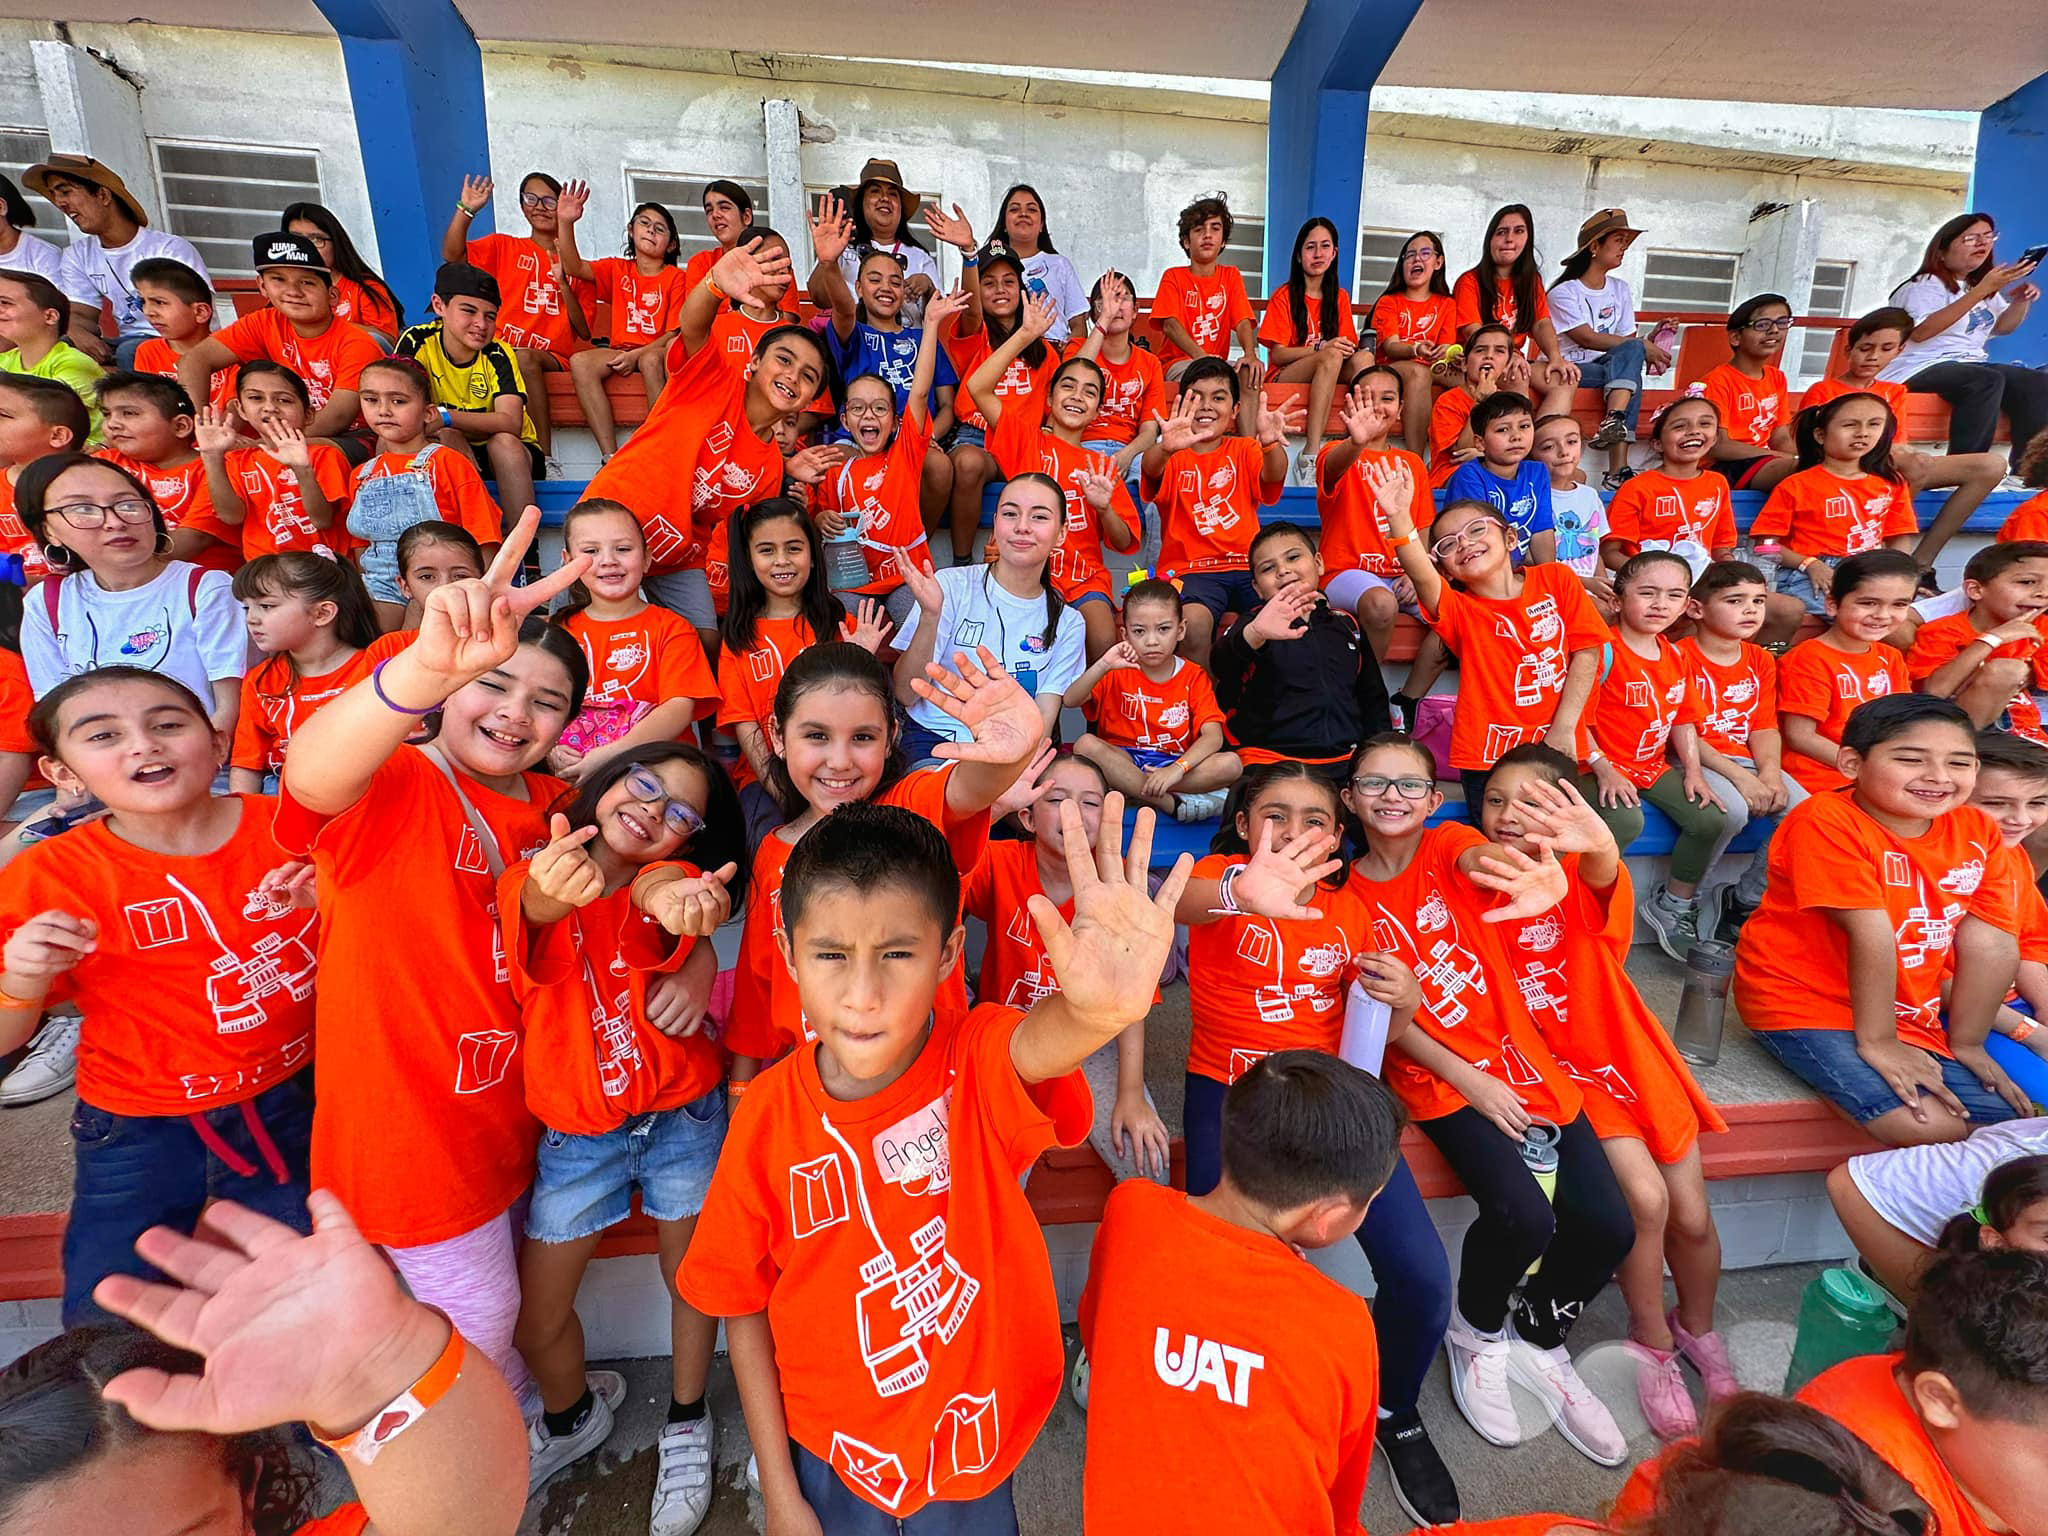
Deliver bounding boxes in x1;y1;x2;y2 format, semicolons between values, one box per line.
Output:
829;322;957;412
1443;459;1554;548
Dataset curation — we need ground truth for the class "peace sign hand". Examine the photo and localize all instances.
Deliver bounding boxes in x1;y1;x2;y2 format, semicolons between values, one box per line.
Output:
411;506;591;695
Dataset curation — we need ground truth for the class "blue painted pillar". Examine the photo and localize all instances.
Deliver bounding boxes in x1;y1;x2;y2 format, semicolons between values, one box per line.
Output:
1264;0;1426;287
1970;70;2048;363
312;0;491;321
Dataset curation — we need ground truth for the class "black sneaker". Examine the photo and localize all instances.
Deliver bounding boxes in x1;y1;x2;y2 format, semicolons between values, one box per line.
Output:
1375;1409;1461;1525
1590;409;1628;449
1717;892;1760;944
1601;465;1637;492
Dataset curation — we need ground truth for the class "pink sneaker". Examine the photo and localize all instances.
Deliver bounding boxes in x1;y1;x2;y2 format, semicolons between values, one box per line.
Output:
1627;1340;1698;1441
1670;1309;1740;1402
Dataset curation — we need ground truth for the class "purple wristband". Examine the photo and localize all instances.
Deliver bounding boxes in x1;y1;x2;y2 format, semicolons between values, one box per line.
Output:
370;659;437;716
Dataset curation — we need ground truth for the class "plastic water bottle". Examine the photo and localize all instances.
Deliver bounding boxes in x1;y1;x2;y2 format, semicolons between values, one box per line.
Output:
1784;1268;1896;1393
1648;319;1679;373
823;528;870;593
1674;940;1736;1066
1751;537;1783;593
1519;1118;1562;1280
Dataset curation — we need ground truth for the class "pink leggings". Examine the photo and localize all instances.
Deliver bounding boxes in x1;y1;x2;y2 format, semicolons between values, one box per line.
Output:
386;1204;538;1417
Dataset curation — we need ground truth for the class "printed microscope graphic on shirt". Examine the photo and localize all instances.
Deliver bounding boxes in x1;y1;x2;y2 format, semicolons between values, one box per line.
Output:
787;1089;1002;1510
1889;847;1978;1037
1225;919;1350;1086
1373;884;1547;1092
1481;599;1568;764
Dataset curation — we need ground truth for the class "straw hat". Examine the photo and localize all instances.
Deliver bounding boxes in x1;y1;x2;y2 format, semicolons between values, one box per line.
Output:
840;158;921;220
1575;207;1642;254
22;153;146;225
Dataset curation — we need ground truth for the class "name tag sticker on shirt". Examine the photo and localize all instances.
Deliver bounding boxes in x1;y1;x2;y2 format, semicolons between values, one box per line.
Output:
873;1089;953;1194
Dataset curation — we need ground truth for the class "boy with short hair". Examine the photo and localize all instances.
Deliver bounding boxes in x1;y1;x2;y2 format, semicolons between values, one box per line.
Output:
0;268;103;437
1209;522;1392;777
1444;391;1555;564
92;370;239;569
130;257;235;414
1153;196;1259;381
1066;577;1242;820
1427;323;1524;487
681;797;1188;1530
1909;541;2048;742
1079;1050;1400;1534
0;372;90;580
396;262;543;520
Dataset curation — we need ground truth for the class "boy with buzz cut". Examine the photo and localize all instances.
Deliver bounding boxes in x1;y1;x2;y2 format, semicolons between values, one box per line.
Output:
0;372;90;580
1909;540;2048;744
682;796;1190;1532
1079;1051;1407;1535
1443;390;1556;565
1153;195;1260;382
0;267;103;439
130;256;235;414
396;262;543;521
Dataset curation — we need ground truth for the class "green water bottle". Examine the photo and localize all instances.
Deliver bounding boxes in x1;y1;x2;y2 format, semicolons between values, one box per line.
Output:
1783;1267;1895;1393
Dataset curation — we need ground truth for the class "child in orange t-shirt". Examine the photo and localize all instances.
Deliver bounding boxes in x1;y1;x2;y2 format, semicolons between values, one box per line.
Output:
1261;217;1363;481
0;373;89;582
555;189;689;455
1909;540;2048;743
1139;356;1297;664
1734;692;2023;1144
1478;750;1733;1441
1153;194;1259;378
130;257;236;415
1777;549;1920;793
1079;1052;1400;1533
93;370;240;570
502;743;745;1502
681;794;1182;1527
1067;578;1240;817
197;363;354;561
547;500;716;781
1073;269;1164;474
1601;394;1738;576
1427;324;1524;487
1370;231;1459;461
229;553;381;791
1317;369;1432;658
1700;293;1797;494
1342;733;1634;1467
0;668;319;1323
1964;731;2048;1100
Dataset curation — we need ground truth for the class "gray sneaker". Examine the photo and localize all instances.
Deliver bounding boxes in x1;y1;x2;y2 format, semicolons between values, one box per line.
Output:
1636;883;1699;963
0;1014;79;1106
527;1369;626;1491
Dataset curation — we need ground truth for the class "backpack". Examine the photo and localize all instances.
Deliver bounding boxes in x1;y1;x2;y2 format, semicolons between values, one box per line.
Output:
42;564;207;632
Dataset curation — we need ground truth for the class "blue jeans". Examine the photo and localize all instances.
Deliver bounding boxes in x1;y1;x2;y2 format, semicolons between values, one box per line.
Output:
1753;1027;2018;1126
1576;336;1647;432
63;1071;316;1325
1182;1070;1451;1414
793;1441;1017;1533
526;1088;727;1242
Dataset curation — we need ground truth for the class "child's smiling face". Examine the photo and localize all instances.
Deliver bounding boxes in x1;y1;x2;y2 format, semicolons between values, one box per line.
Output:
46;676;225;814
1182;375;1234;444
1826;574;1917;645
566;508;647;606
1342;745;1441;841
1428;503;1510;585
591;756;703;864
1250;531;1321;600
841;376;897;455
1972;766;2048;848
770;682;892;815
1656;401;1719;468
1970;559;2048;627
1846;719;1977;823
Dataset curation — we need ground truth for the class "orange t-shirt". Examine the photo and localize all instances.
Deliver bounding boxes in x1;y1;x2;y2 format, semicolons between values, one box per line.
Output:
944;325;1064;433
1988;844;2048;973
293;1505;370;1536
132;336;235;414
715;612;827;791
1089;345;1166;448
330;274;398;339
1258;284;1358;351
1085;658;1224;755
589;257;689;345
1502;857;1726;1162
212;309;382;419
1800;375;1908;417
351;448;503;553
559;604;717;720
0;472;45;580
986;405;1138;602
1751;467;1916;559
812;413;936;595
679;1000;1090;1517
275;747;563;1247
1585;635;1700;789
93;447;239;568
1603;469;1736;556
1908;611;2048;744
1776;638;1912;792
463;232;593;355
1143;437;1283;576
1152;265;1254;362
0;797;315;1116
1424;562;1611;770
1184;853;1372;1084
584;338;783;583
1998;490;2048;543
962;841;1068;1010
1316;444;1432;578
1798;1354;1997;1536
1733;793;2010;1053
1346;823;1582;1124
1699;362;1790;448
1428;389;1476;487
231;650;375;775
223;442;354;559
1077;1180;1379;1536
1370;291;1459;350
1451;270;1549;348
1677;636;1778;759
498;860;718;1135
0;647;40;790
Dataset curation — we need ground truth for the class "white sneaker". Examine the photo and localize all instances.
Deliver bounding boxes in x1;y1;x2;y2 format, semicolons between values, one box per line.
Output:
0;1014;79;1106
1444;1310;1521;1447
1174;789;1228;822
1506;1333;1628;1466
1069;1345;1090;1412
528;1369;626;1490
649;1411;715;1536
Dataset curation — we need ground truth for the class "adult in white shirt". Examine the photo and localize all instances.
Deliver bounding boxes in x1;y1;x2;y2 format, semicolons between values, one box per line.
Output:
0;176;65;288
23;154;212;368
891;473;1085;760
1548;208;1672;488
819;158;943;328
1880;212;2042;458
992;183;1090;341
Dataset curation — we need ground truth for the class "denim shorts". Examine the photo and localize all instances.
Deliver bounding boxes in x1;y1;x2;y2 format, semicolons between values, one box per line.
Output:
526;1087;727;1242
1177;568;1260;623
950;423;987;450
1752;1027;2017;1125
1773;558;1839;616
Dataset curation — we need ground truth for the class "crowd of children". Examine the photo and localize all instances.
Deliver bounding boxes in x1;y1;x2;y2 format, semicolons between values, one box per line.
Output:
0;154;2047;1536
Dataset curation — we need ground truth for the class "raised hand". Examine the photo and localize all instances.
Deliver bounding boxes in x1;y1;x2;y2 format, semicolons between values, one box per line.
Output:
843;597;894;654
785;442;849;484
921;202;978;254
992;743;1059;821
913;648;1048;768
1019;290;1060;341
530;813;604;909
809;193;854;266
921;284;970;334
1469;842;1569;923
1362;455;1418;536
2;910;96;985
193;404;240;456
253;416;313;472
1093;271;1134;329
1155;393;1204;455
459;173;493;215
1340;388;1393;447
1243;580;1320;644
411;506;591;692
898;551;945;615
554;178;589;224
1506;773;1616;858
1254;397;1305;449
1229;818;1344;920
638;863;736;938
1078;469;1117;512
711;237;794;310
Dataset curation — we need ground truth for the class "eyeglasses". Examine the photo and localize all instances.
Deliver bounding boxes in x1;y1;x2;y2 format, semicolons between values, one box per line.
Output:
519;192;558;211
1743;317;1796;334
48;498;155;529
622;765;705;838
843;400;893;419
1430;520;1503;559
1351;774;1433;800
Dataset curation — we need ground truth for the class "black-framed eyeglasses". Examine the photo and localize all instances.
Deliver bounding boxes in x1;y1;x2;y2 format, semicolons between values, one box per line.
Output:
843;400;892;419
1743;317;1796;334
1351;774;1433;800
520;192;558;211
48;498;155;529
622;765;705;838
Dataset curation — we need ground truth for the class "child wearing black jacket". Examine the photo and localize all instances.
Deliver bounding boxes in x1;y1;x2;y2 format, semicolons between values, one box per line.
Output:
1210;522;1391;776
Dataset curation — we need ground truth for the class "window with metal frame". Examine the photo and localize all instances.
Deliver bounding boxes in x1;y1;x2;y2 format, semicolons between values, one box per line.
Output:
629;173;772;264
0;128;68;249
1353;228;1412;302
154;141;321;278
1639;249;1741;315
1796;259;1855;383
1223;215;1265;296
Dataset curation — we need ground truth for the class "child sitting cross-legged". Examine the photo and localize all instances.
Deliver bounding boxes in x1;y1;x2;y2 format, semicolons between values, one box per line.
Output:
1907;540;2048;742
1443;390;1556;564
681;793;1190;1530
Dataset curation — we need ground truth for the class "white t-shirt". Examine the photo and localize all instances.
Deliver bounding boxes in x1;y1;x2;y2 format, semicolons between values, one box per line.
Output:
1846;1116;2048;1246
1549;480;1610;577
56;227;214;341
838;239;943;327
0;231;66;287
1548;275;1637;366
1018;250;1090;332
22;560;249;704
1880;272;2012;380
895;562;1085;741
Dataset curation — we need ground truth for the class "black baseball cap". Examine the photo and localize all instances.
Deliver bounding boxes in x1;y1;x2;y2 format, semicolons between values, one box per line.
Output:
251;231;330;278
975;236;1026;282
434;261;502;306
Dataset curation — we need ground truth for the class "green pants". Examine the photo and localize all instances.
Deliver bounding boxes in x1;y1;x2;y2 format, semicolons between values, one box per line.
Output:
1583;766;1729;886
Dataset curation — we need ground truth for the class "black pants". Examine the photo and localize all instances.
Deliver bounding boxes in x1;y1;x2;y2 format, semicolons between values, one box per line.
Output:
1904;360;2048;457
1419;1107;1634;1349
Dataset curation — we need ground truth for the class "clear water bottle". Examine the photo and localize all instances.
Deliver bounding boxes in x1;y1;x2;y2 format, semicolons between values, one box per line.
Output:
1784;1268;1896;1393
1751;537;1783;592
1674;940;1735;1066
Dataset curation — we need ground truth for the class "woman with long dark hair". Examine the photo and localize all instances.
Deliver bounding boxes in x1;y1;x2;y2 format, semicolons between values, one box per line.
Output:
282;200;403;343
1454;203;1579;417
991;182;1089;337
1260;217;1363;482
